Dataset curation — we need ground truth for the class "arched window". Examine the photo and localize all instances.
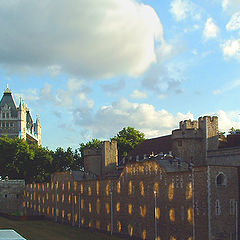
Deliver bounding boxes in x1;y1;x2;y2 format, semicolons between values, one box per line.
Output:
216;173;226;186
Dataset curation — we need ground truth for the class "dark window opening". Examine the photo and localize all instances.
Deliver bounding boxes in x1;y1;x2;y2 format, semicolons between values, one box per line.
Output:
216;173;226;186
5;194;7;198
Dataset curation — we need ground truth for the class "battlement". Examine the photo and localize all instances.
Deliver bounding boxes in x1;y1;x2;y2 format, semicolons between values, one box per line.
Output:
172;128;203;139
179;120;198;130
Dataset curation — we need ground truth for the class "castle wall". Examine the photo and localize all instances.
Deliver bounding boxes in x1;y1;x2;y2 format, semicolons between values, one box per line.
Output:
23;164;238;240
0;179;25;214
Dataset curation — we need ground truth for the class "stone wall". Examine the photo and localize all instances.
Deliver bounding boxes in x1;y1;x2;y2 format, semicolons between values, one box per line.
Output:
24;164;238;240
0;179;25;214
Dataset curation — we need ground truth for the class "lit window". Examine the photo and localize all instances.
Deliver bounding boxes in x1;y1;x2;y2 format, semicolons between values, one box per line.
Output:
67;213;71;222
80;184;83;194
187;207;193;224
68;181;71;190
74;181;77;191
170;236;176;240
96;199;101;214
116;202;120;212
140;205;147;217
107;223;110;232
117;221;121;232
169;208;175;222
156;207;160;220
81;217;84;225
74;195;77;204
74;213;78;222
62;183;64;191
105;203;110;214
68;194;71;203
153;182;159;194
96;181;99;195
89;221;92;228
128;181;132;195
128;224;133;237
62;194;65;203
142;229;147;240
89;203;92;213
62;210;65;218
117;181;121;194
128;204;133;215
139;181;144;196
186;182;193;200
81;199;84;209
106;184;110;196
168;183;174;201
88;186;92;196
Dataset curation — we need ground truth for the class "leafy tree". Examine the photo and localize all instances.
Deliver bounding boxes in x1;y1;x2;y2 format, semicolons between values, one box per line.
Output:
229;127;240;134
111;127;145;160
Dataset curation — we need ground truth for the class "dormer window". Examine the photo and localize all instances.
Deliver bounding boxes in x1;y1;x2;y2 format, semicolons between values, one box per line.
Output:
216;173;226;186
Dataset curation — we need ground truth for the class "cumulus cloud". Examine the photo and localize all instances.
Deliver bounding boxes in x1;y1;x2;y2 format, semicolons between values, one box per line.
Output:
217;110;240;132
141;63;184;97
203;18;220;40
0;0;166;79
169;0;202;21
221;38;240;59
222;0;240;12
130;90;147;99
226;12;240;31
73;98;194;138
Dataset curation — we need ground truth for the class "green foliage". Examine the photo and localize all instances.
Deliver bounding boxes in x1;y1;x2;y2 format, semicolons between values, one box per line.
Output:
229;127;240;134
111;127;145;160
0;136;82;183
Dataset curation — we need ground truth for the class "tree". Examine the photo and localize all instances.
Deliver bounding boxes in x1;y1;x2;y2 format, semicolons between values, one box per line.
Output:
111;127;145;160
229;127;240;134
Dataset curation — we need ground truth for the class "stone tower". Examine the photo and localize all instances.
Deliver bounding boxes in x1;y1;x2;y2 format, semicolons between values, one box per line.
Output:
0;86;42;145
83;140;118;178
172;116;218;166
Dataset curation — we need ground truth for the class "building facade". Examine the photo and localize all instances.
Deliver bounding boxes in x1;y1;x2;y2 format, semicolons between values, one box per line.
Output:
0;86;41;145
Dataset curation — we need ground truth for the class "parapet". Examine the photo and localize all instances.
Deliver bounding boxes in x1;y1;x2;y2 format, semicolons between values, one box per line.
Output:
179;120;198;130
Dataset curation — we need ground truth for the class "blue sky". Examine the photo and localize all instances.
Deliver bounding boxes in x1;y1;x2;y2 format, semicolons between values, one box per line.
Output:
0;0;240;150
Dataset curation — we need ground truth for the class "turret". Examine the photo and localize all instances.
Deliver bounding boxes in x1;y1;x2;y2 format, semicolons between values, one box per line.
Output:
35;115;41;145
172;116;219;166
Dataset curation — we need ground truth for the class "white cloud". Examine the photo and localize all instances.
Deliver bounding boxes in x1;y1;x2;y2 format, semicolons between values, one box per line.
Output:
222;0;240;11
203;18;220;40
130;90;147;99
0;0;166;79
213;79;240;94
217;110;240;132
74;98;194;138
226;12;240;31
169;0;202;21
221;38;240;59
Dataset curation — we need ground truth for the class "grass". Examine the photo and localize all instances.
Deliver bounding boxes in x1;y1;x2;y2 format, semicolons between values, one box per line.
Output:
0;217;125;240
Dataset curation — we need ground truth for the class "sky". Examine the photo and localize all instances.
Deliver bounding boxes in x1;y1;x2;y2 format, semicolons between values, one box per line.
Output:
0;0;240;150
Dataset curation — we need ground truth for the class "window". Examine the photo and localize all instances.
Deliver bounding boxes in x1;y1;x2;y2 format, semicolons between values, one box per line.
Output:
178;140;182;146
215;199;221;215
6;113;9;118
2;113;5;118
5;194;7;198
216;173;226;186
230;199;236;215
